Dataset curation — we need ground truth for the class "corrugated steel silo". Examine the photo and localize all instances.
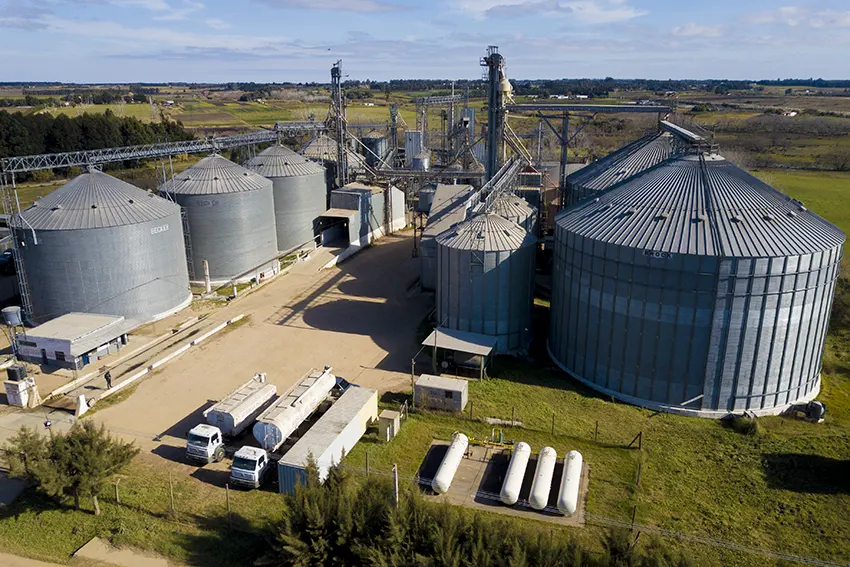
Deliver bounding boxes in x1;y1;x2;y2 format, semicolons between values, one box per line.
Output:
566;132;672;206
14;170;190;323
301;134;368;173
161;155;278;284
437;213;536;353
491;193;537;234
412;152;430;171
549;153;845;417
245;145;327;254
362;131;388;168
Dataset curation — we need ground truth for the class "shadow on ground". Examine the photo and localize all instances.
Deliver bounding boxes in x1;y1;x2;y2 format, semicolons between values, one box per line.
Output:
763;453;850;494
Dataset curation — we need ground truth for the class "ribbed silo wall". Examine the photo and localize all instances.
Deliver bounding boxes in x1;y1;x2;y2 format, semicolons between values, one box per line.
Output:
17;211;190;323
549;229;843;416
437;242;535;353
420;237;437;291
270;172;327;254
548;230;717;409
174;189;278;283
363;137;387;167
703;247;842;412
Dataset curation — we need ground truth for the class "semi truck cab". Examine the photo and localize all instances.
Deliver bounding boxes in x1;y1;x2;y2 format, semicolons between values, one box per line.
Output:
186;424;225;464
230;446;269;489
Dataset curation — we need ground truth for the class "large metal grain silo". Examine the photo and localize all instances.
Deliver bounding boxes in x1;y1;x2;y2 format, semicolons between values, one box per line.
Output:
14;170;190;323
436;213;536;354
549;153;845;417
245;145;327;254
491;193;537;235
566;132;672;206
161;155;278;285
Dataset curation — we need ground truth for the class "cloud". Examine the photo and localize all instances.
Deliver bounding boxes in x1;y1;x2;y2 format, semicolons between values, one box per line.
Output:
204;18;230;29
252;0;402;13
152;0;205;20
458;0;647;23
752;6;850;28
671;23;723;38
0;1;52;29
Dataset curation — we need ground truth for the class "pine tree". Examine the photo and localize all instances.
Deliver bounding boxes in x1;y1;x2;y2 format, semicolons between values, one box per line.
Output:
5;422;137;515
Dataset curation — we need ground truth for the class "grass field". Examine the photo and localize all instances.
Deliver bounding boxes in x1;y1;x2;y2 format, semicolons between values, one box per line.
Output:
44;103;160;122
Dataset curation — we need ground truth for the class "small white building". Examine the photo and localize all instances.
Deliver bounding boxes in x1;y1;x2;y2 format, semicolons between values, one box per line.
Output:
415;374;469;412
16;312;130;370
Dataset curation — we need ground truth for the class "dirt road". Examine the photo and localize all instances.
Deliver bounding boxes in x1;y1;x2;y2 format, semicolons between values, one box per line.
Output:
90;234;430;454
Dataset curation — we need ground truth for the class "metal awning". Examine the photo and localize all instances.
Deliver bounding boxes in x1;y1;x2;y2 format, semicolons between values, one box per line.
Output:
320;208;357;218
422;328;497;357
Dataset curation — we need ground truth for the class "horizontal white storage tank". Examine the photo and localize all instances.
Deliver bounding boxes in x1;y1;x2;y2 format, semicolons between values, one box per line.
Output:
253;367;336;452
277;385;378;493
557;450;583;516
529;446;557;510
500;441;531;505
431;432;468;495
204;374;277;437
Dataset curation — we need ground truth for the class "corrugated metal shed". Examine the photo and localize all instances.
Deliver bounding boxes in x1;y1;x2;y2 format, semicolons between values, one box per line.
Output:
556;154;845;257
20;170;177;230
277;385;378;493
566;132;673;205
161;155;271;195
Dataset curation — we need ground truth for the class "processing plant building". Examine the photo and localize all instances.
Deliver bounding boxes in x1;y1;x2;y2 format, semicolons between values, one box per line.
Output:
549;153;845;417
13;170;191;323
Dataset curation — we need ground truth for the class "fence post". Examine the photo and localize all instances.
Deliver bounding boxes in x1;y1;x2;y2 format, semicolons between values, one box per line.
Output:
469;401;473;420
636;461;642;488
114;479;121;505
169;472;175;516
511;407;515;427
366;451;370;477
226;483;232;529
594;421;599;442
392;464;399;509
551;412;555;435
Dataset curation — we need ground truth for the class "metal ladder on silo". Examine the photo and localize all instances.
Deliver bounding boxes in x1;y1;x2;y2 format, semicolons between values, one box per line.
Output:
181;208;195;282
0;172;34;323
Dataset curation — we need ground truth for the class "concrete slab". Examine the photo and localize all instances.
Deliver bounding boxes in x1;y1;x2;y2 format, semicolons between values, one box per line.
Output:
74;537;168;567
421;442;589;527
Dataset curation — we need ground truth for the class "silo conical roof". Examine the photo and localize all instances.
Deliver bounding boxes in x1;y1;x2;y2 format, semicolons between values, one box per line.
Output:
301;135;368;170
490;193;536;223
20;170;178;230
567;132;673;197
161;155;271;195
245;145;324;178
437;213;535;252
556;153;845;257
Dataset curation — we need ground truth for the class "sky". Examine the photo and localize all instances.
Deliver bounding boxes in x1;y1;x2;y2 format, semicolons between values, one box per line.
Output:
0;0;848;83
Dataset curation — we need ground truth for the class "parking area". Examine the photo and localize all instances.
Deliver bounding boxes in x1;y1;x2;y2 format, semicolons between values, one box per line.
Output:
88;234;431;459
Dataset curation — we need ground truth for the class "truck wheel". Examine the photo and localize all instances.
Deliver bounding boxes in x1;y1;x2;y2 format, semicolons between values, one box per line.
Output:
213;446;225;463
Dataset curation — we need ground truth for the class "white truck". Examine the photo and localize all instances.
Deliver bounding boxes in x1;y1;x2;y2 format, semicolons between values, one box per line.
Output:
229;367;339;489
185;373;277;465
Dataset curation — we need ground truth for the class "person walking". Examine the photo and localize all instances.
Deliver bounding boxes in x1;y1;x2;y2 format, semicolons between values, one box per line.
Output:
104;370;112;390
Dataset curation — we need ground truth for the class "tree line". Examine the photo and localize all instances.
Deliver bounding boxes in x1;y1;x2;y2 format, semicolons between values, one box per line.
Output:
0;109;193;162
271;459;704;567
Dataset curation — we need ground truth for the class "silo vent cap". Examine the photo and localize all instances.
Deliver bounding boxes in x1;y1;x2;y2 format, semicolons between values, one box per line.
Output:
51;205;62;211
128;199;134;204
91;204;97;209
692;214;705;223
731;215;743;223
213;176;219;181
654;212;668;220
787;211;797;218
763;213;776;222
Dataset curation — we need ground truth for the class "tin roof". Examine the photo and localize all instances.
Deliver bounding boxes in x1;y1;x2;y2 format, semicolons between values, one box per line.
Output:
19;171;178;230
24;312;130;357
490;193;536;221
556;153;846;257
436;213;535;252
422;184;473;239
245;145;324;179
567;132;673;194
161;155;272;196
416;373;471;391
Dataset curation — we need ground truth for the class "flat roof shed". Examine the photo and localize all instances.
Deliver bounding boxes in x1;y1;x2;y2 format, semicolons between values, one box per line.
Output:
422;328;498;380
